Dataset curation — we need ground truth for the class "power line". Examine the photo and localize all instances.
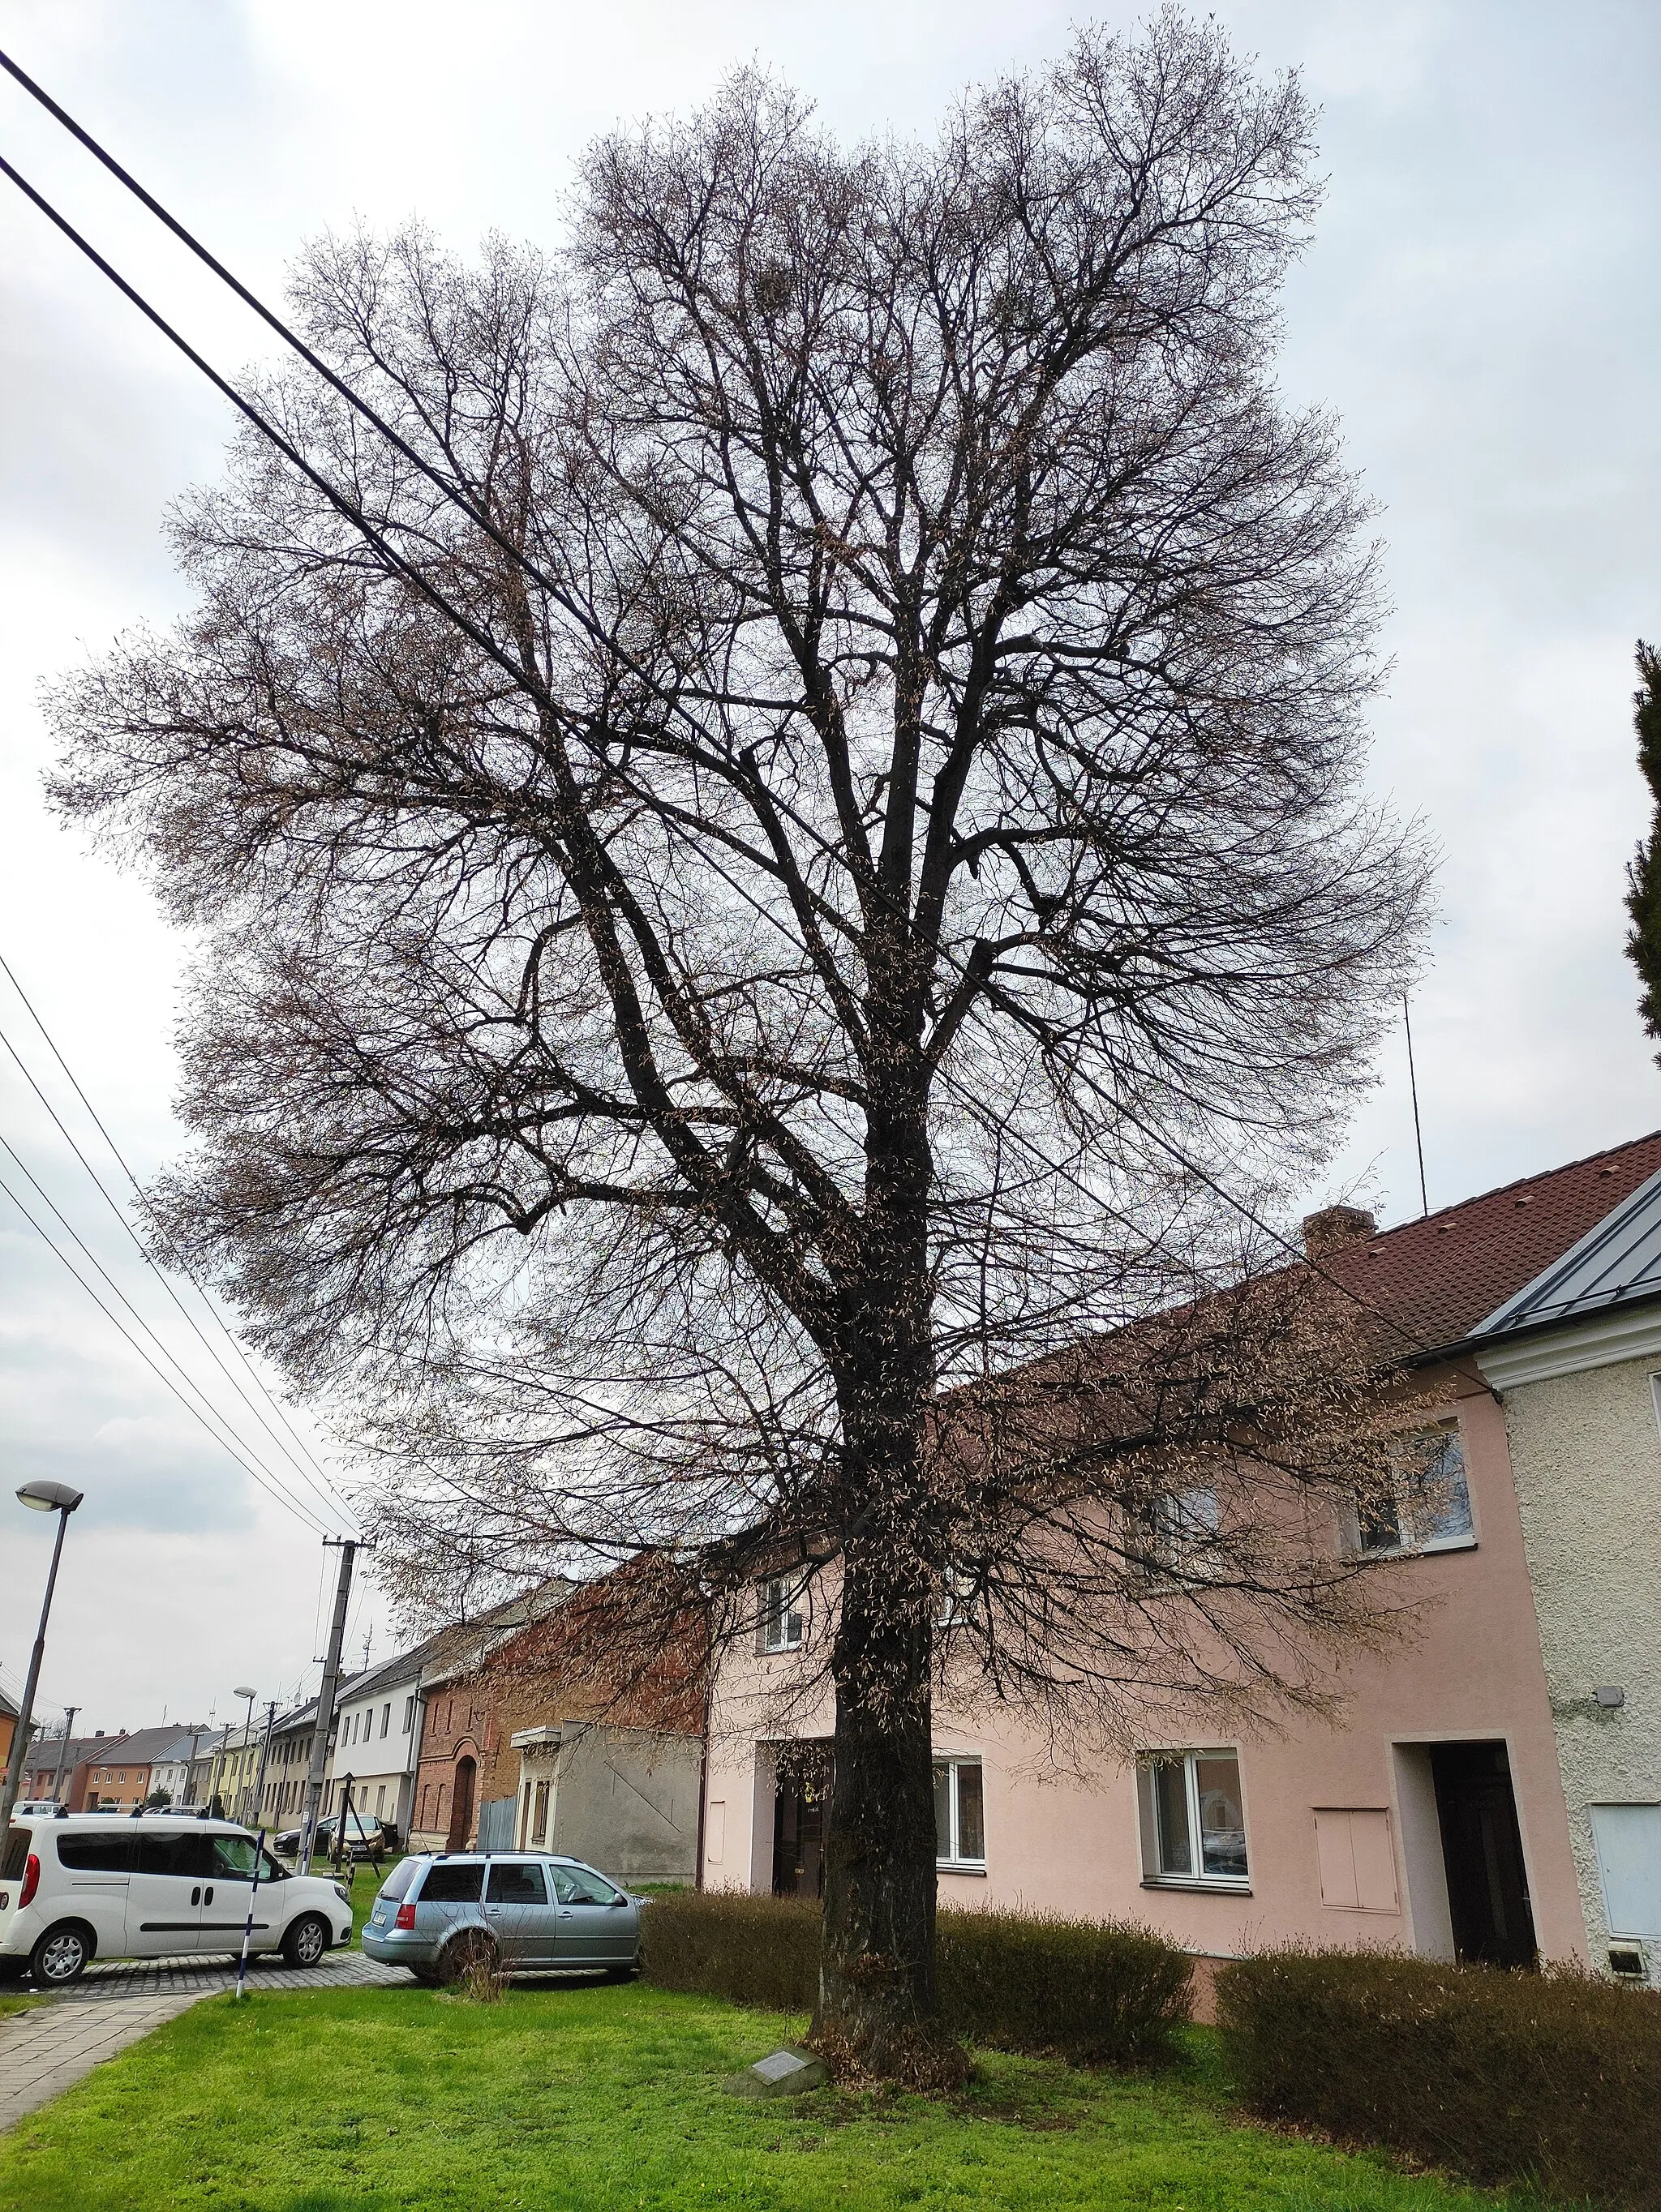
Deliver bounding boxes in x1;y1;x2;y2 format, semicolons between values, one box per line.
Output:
0;955;354;1525
0;75;1463;1384
0;1126;344;1531
0;1161;333;1536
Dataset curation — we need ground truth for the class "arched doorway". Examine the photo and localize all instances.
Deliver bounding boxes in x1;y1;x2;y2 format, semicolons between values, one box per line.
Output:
448;1755;477;1850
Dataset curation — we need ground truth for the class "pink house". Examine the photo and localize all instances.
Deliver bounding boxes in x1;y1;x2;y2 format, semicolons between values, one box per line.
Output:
700;1132;1661;1992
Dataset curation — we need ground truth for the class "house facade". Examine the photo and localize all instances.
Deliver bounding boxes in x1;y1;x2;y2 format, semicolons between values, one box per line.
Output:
1471;1167;1661;1981
259;1700;325;1828
69;1725;194;1812
702;1133;1661;1991
324;1641;439;1838
406;1576;705;1884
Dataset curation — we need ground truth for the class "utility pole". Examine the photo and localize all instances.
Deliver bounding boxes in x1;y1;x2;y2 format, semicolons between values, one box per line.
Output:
297;1537;355;1869
49;1705;78;1807
251;1700;278;1828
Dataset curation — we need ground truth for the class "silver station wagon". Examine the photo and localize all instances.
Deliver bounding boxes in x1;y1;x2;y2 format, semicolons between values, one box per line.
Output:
362;1853;642;1983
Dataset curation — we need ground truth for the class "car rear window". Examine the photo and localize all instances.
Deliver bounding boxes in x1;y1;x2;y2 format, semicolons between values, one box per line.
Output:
57;1833;137;1873
417;1861;483;1903
379;1858;419;1902
2;1828;32;1881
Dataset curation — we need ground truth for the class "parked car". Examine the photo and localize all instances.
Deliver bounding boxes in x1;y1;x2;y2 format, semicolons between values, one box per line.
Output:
361;1853;641;1984
273;1811;393;1863
0;1814;354;1987
8;1802;60;1820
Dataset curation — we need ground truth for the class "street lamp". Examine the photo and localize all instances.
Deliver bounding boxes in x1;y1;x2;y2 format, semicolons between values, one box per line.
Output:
234;1687;256;1823
0;1481;84;1853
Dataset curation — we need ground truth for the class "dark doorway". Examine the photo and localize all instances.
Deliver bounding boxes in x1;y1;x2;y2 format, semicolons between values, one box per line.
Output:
1431;1741;1536;1967
772;1747;832;1897
448;1755;477;1850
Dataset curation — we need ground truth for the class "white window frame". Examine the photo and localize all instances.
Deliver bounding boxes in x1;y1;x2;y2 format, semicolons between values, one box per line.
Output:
935;1567;976;1627
1140;1747;1251;1891
760;1575;806;1653
934;1755;986;1871
1352;1418;1475;1558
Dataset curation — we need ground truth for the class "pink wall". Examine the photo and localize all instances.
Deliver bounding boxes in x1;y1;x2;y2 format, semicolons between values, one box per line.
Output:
702;1371;1586;1965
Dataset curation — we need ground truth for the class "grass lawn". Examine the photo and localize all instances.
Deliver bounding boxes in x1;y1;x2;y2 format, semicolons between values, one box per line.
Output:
0;1979;1551;2212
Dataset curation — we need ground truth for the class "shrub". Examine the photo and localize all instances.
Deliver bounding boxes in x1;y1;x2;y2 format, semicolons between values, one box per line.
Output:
641;1891;1191;2065
642;1891;819;2013
936;1905;1192;2065
1217;1947;1661;2210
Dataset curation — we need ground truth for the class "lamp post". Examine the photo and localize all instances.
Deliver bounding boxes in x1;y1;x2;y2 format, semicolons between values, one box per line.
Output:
0;1481;84;1855
233;1687;256;1824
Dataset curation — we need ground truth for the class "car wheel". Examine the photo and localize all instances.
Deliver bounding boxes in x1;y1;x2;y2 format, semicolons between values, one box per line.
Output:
30;1923;91;1987
410;1966;443;1987
281;1914;330;1969
437;1929;499;1987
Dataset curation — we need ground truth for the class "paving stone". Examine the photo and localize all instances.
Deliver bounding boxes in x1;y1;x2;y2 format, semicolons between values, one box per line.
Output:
0;1950;405;2133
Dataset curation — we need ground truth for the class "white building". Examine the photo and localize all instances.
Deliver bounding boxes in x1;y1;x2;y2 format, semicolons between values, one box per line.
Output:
324;1638;440;1840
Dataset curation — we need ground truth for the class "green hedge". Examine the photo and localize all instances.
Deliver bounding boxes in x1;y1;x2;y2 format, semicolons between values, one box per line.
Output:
1217;1948;1661;2210
640;1890;1191;2066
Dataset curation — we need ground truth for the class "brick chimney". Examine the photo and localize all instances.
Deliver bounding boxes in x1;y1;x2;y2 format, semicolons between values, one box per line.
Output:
1302;1203;1376;1258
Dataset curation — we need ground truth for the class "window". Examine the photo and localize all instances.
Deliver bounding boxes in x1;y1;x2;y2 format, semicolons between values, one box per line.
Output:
935;1568;977;1627
419;1860;483;1903
552;1863;622;1905
56;1834;136;1873
1157;1486;1220;1548
1141;1751;1249;1886
761;1575;806;1653
381;1704;392;1738
933;1758;985;1868
486;1860;547;1905
403;1697;416;1735
1355;1424;1474;1556
531;1779;551;1846
211;1836;262;1881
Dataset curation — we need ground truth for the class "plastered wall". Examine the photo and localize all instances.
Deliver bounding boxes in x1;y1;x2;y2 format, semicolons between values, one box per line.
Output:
1495;1353;1661;1970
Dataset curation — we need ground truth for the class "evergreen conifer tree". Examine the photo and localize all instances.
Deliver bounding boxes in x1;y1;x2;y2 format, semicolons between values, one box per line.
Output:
1625;642;1661;1048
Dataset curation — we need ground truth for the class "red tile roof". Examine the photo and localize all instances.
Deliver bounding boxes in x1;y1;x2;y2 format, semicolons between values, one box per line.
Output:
1319;1130;1661;1357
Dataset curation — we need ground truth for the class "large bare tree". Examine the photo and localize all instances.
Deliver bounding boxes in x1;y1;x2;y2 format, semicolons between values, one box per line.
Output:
49;14;1429;2077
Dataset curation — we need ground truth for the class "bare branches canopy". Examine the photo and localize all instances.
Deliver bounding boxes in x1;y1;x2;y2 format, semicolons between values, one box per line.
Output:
48;12;1430;2075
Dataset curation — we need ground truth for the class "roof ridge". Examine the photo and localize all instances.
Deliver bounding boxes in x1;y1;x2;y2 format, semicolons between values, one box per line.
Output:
1365;1128;1661;1241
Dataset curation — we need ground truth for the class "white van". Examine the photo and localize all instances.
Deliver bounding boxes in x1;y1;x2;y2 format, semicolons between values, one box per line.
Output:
0;1813;355;1986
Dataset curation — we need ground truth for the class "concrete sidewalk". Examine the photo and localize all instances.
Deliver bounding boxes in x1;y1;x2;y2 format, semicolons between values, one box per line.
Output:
0;1951;405;2133
0;1996;203;2133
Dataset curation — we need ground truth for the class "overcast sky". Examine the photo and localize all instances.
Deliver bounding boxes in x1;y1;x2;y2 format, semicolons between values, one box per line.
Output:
2;0;1657;1738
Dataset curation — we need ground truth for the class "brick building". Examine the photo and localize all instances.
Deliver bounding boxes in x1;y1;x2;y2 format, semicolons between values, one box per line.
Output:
407;1572;706;1885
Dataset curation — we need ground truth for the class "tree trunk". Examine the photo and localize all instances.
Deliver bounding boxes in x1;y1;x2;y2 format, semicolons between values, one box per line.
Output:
812;1053;963;2082
815;1546;963;2084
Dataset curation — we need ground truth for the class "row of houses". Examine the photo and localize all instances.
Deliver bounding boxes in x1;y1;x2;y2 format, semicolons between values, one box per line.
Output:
18;1578;707;1889
15;1130;1661;1982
